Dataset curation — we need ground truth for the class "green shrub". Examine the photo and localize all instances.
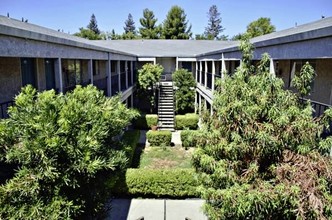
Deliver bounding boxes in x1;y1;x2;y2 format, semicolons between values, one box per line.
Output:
181;130;200;148
146;130;172;146
0;85;138;219
146;114;158;127
175;113;199;130
132;114;158;129
114;169;198;198
122;130;140;167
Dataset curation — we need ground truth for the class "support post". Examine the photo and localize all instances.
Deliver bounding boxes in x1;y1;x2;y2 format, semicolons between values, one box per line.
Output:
56;58;63;93
212;60;215;91
117;61;121;92
88;59;93;85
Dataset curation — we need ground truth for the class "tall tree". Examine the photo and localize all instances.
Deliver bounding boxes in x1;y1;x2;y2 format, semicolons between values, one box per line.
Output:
124;13;136;34
204;5;224;40
162;6;192;39
87;13;100;35
246;17;276;38
139;8;160;39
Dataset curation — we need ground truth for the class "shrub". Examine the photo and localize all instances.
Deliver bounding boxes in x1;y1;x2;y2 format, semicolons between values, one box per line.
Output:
173;69;196;114
0;85;138;219
146;130;172;146
180;130;200;148
175;113;199;130
114;169;198;198
122;130;141;168
132;114;158;129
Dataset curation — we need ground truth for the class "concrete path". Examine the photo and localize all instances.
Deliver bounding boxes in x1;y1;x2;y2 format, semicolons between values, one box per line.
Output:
106;199;207;220
138;130;182;147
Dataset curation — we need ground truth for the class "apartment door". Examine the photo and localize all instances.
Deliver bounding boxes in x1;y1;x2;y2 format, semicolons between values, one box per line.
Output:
21;58;36;87
45;59;56;90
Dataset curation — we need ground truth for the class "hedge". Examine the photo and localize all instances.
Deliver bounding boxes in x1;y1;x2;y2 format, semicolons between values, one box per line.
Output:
113;169;198;198
180;130;201;148
146;130;172;146
175;113;199;130
132;114;158;129
122;130;141;167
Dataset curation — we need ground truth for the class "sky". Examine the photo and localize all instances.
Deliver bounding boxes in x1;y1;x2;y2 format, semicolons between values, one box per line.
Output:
1;0;332;38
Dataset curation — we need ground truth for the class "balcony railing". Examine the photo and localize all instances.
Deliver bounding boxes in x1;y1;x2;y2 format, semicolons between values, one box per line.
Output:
0;100;14;119
300;98;331;117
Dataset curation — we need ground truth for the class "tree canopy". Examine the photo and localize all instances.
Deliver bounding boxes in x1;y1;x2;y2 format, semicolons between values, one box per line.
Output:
162;5;192;39
0;85;138;219
246;17;276;38
139;8;160;39
204;5;224;40
192;37;332;219
87;13;101;35
173;68;196;113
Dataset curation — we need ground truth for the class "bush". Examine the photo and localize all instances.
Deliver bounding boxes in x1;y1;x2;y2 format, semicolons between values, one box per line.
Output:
180;130;201;148
132;114;158;129
175;113;199;130
0;85;138;219
146;130;172;146
122;130;141;168
114;169;198;198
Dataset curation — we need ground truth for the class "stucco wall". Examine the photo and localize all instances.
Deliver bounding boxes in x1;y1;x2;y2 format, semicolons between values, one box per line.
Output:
0;57;21;103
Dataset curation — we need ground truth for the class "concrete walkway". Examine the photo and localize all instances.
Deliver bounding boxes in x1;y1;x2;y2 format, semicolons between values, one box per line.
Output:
138;130;182;147
106;199;207;220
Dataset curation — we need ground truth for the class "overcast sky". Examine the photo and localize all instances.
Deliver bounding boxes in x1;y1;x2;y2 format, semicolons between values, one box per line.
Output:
1;0;331;38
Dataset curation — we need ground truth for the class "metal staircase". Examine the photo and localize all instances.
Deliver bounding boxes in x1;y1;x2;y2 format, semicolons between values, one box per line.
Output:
158;82;175;131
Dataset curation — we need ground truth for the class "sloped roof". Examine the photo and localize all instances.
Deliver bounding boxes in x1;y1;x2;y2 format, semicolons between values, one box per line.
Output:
95;39;237;57
0;15;135;56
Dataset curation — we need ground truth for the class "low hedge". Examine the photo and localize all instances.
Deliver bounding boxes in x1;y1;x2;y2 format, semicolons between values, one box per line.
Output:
175;113;199;130
122;130;141;167
180;130;201;148
146;130;172;146
132;114;158;129
114;169;198;198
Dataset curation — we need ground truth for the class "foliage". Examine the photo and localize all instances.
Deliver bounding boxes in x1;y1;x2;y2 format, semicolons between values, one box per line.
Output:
113;168;198;198
124;13;136;34
138;63;163;113
175;113;199;130
74;27;102;40
231;17;275;40
0;85;138;219
110;29;123;40
204;5;224;40
192;39;332;219
146;130;172;146
132;114;158;129
173;69;196;113
246;17;276;38
292;61;316;97
139;8;161;39
87;13;100;35
122;130;141;168
180;130;201;148
162;5;192;39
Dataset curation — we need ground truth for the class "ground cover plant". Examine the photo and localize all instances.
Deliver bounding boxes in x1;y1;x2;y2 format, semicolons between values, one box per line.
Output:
0;85;138;219
192;37;332;219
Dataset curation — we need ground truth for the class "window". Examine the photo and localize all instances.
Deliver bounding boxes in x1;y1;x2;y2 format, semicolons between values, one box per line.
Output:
63;59;82;87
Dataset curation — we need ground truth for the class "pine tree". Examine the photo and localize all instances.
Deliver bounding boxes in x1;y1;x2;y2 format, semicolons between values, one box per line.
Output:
139;8;160;39
124;13;136;34
204;5;224;40
87;13;100;35
162;6;192;39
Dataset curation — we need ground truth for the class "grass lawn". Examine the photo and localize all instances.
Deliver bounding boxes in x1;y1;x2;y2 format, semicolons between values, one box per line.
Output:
138;147;194;169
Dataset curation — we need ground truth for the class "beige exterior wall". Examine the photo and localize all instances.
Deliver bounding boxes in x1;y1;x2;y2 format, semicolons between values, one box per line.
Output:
0;57;22;103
